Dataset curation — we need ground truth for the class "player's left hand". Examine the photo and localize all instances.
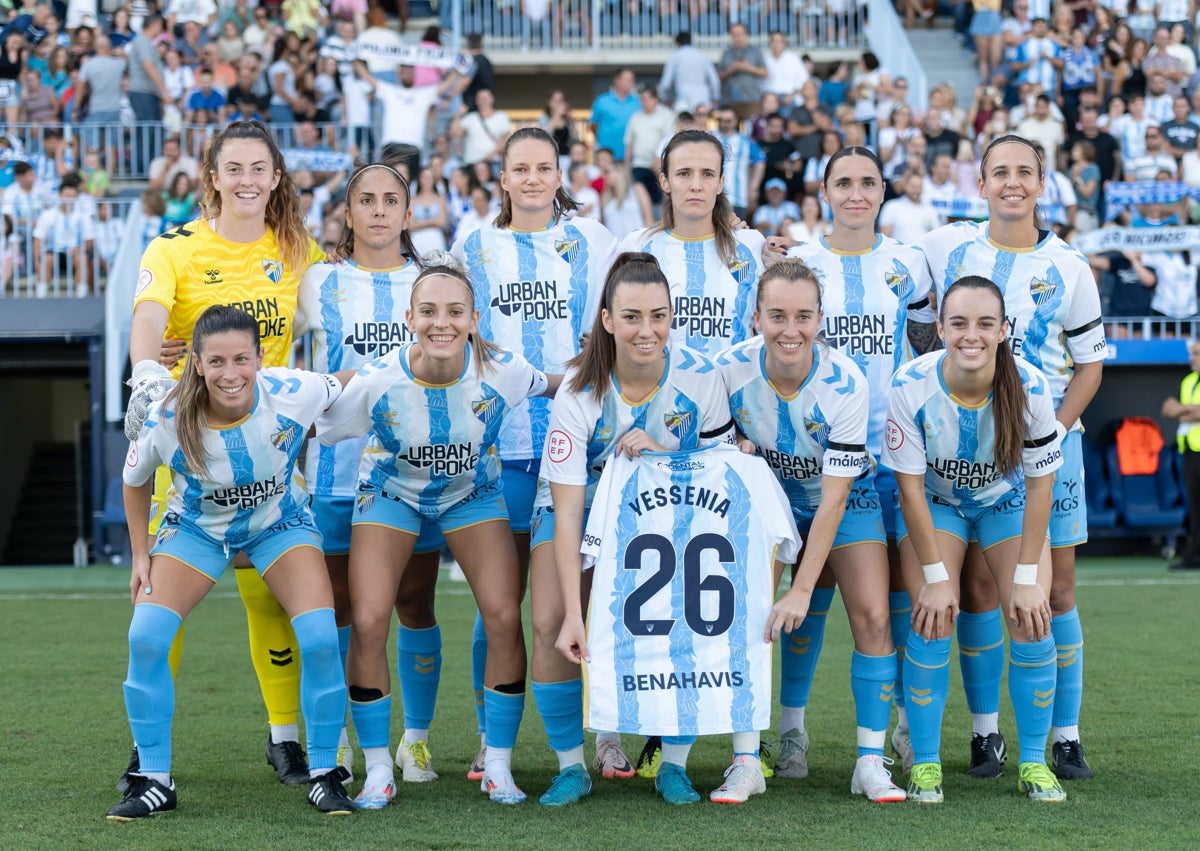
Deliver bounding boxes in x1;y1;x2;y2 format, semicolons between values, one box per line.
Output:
130;553;152;605
764;235;795;259
1009;582;1052;642
615;428;666;458
737;438;756;454
555;615;590;665
159;338;187;368
764;586;813;641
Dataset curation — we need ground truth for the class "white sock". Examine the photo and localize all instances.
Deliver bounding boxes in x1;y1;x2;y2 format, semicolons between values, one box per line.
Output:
338;727;349;747
971;712;999;737
364;763;394;785
594;730;621;746
661;742;692;767
142;771;171;785
895;706;908;731
557;744;586;771
309;767;330;779
404;728;429;745
731;731;760;757
270;723;300;744
484;746;513;774
362;746;391;771
1052;725;1079;744
780;705;806;734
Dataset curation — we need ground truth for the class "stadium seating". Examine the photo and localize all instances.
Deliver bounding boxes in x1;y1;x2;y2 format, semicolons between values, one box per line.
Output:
98;477;130;564
1081;440;1118;529
1105;444;1186;529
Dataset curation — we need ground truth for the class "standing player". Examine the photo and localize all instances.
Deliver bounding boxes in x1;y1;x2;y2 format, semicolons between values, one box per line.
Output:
779;146;937;778
716;259;907;803
884;276;1066;804
451;127;619;781
548;253;745;806
296;160;444;787
319;263;559;806
618;129;765;358
917;135;1105;782
122;120;326;788
110;306;354;820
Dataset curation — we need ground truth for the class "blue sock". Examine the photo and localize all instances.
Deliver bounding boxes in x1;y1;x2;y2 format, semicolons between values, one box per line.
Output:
349;693;391;750
484;688;525;750
292;608;347;771
889;592;911;716
396;624;442;730
903;632;951;766
957;608;1005;716
851;650;896;757
531;679;583;753
1050;608;1084;729
472;611;487;734
779;587;834;713
1008;637;1056;764
337;625;351;674
123;604;182;775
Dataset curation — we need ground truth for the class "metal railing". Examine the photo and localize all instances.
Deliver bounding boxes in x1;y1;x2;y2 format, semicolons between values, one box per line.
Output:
1105;316;1200;339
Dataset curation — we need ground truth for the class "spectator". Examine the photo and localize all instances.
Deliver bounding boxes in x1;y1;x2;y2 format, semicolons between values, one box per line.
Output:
162;170;197;229
1090;248;1155;321
879;103;920;179
33;174;93;298
1125;125;1178;179
1017;93;1066;166
599;164;651;241
185;67;225;126
1116;37;1149;100
590;67;639;163
19;67;59;123
242;5;275;52
1061;26;1100;127
455;33;495;114
1;161;48;246
167;0;219;36
718;21;767;122
786;193;832;244
1066;104;1122;186
538;89;578;170
1161;341;1200;572
1166;21;1196;76
922;153;959;219
659;30;719;114
922;107;962;164
880;169;941;242
267;41;301;126
752;178;801;237
852;51;889;142
452;183;494;243
970;0;1005;81
107;8;136;54
80;147;110;199
216;19;245;64
1143;25;1187;98
75;33;126;152
162;47;195;110
803;129;843;196
410;164;450;256
758;112;803;202
714;106;766;220
566;162;601;220
452;88;512;170
224;54;270;120
749;92;782;143
0;29;26;127
353;60;439;155
1001;0;1034;82
1032;143;1078;233
763;30;808;106
1113;92;1159;159
1068;140;1102;231
147;135;200;193
623;83;674;205
1145;71;1176;124
818;61;851;111
1161;95;1200;158
1013;16;1062;95
28;128;72;193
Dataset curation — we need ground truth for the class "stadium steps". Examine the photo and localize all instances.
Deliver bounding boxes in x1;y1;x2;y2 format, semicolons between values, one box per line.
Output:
905;24;979;116
3;442;82;566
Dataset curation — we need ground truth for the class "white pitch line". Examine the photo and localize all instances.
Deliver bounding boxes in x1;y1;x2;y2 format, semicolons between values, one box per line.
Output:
0;586;480;602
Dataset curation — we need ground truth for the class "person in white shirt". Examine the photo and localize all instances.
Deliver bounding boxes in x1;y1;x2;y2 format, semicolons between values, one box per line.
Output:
763;30;809;105
352;60;439;155
566;163;601;219
623;84;675;205
452;88;513;169
1016;94;1066;167
32;175;94;298
880;170;942;242
922;154;959;219
1125;125;1179;179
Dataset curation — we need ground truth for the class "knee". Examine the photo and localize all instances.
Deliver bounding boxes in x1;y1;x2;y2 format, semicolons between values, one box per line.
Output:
395;594;436;628
531;605;564;653
352;605;394;647
850;606;892;653
1048;584;1075;614
959;571;999;611
292;608;340;660
128;605;182;669
481;604;524;645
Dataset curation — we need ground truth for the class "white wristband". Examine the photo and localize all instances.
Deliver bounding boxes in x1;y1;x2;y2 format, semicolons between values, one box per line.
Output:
922;561;950;584
1013;563;1039;585
1054;420;1068;441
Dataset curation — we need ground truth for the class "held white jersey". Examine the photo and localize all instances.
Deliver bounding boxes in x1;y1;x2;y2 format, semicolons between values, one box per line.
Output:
786;235;935;456
581;443;800;736
539;346;736;509
452;216;617;461
317;343;547;518
124;369;343;543
297;259;421;498
618;227;764;356
917;221;1107;413
883;351;1064;510
718;337;871;513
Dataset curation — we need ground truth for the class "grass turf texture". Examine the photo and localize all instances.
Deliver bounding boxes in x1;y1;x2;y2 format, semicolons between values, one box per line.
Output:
0;558;1196;850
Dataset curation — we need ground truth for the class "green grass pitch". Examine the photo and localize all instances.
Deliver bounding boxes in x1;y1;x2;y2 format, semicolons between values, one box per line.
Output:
1;558;1196;850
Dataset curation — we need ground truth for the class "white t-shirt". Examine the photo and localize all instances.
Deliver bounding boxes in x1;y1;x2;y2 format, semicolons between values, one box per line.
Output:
375;81;439;148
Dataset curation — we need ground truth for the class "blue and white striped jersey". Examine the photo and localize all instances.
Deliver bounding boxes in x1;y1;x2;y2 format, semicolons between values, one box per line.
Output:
716;131;766;210
883;351;1063;510
917;221;1107;416
538;345;735;509
317;343;547;518
618;227;764;356
785;234;935;456
581;443;799;736
452;216;617;461
717;337;871;514
297;259;421;498
124;368;342;543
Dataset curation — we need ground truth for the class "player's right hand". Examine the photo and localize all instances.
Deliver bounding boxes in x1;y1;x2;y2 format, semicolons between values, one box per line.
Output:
912;580;958;641
764;586;813;641
130;553;152;605
125;359;175;441
159;337;187;368
555;616;590;665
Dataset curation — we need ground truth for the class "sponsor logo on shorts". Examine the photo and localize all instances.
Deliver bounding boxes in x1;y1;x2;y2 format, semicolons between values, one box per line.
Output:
1053;478;1080;513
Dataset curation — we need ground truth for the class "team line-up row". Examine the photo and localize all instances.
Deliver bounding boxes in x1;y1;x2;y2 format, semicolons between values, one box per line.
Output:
106;120;1103;821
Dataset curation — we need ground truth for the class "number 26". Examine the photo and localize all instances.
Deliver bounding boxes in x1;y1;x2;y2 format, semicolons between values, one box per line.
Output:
621;532;736;638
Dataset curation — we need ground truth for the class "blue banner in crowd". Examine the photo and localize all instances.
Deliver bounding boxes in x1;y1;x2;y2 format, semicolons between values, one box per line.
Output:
1103;181;1200;221
282;150;355;173
1074;226;1200;255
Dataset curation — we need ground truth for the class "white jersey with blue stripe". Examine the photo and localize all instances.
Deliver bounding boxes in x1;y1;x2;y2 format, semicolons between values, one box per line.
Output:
883;351;1064;510
124;368;342;543
317;343;546;518
716;132;766;210
539;345;736;509
297;259;421;498
785;234;935;456
718;337;871;513
618;227;764;356
452;216;617;461
917;221;1107;414
580;443;799;736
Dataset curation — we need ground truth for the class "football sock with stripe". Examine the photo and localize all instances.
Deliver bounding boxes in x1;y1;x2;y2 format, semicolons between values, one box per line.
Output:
1050;607;1084;738
532;679;584;766
124;603;182;776
851;650;897;757
903;632;951;766
779;586;834;726
889;591;911;724
957;607;1004;734
1008;636;1056;764
292;607;347;771
397;624;442;737
472;611;488;734
236;566;300;727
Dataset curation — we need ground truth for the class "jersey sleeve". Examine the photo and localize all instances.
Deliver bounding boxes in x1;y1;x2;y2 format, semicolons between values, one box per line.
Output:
495;350;549;404
882;372;929;476
1060;249;1107;364
905;244;936;323
134;232;182;312
122;411;166;487
541;381;598;486
822;358;871;478
1021;368;1065;478
316;356;394;445
693;353;736;444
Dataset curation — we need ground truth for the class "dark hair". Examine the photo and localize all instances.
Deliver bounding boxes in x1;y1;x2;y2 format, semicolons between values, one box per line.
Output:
466;33;484;50
421;25;441;43
168;306;261;476
336;160;423;267
676;31;692;46
861;51;880;72
13;161;32;176
939;276;1027;478
568;253;671;400
652;130;738;262
979;134;1045;228
410;262;502;374
59;173;82;192
822;144;884;186
755;258;823;312
495;127;577;228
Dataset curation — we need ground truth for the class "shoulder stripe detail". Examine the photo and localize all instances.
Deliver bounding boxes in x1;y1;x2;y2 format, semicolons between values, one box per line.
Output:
1024;432;1058;449
1065;317;1102;337
828;441;866;453
160;225;195;240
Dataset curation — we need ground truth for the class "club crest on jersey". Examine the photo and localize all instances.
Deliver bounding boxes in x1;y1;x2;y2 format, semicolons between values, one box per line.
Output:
884;269;909;298
472;395;501;424
664;411;693;439
555;237;581;264
271;424;301;454
156;526;179;544
1030;277;1056;306
262;258;284;284
727;256;753;284
805;418;830;447
356;492;376;514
